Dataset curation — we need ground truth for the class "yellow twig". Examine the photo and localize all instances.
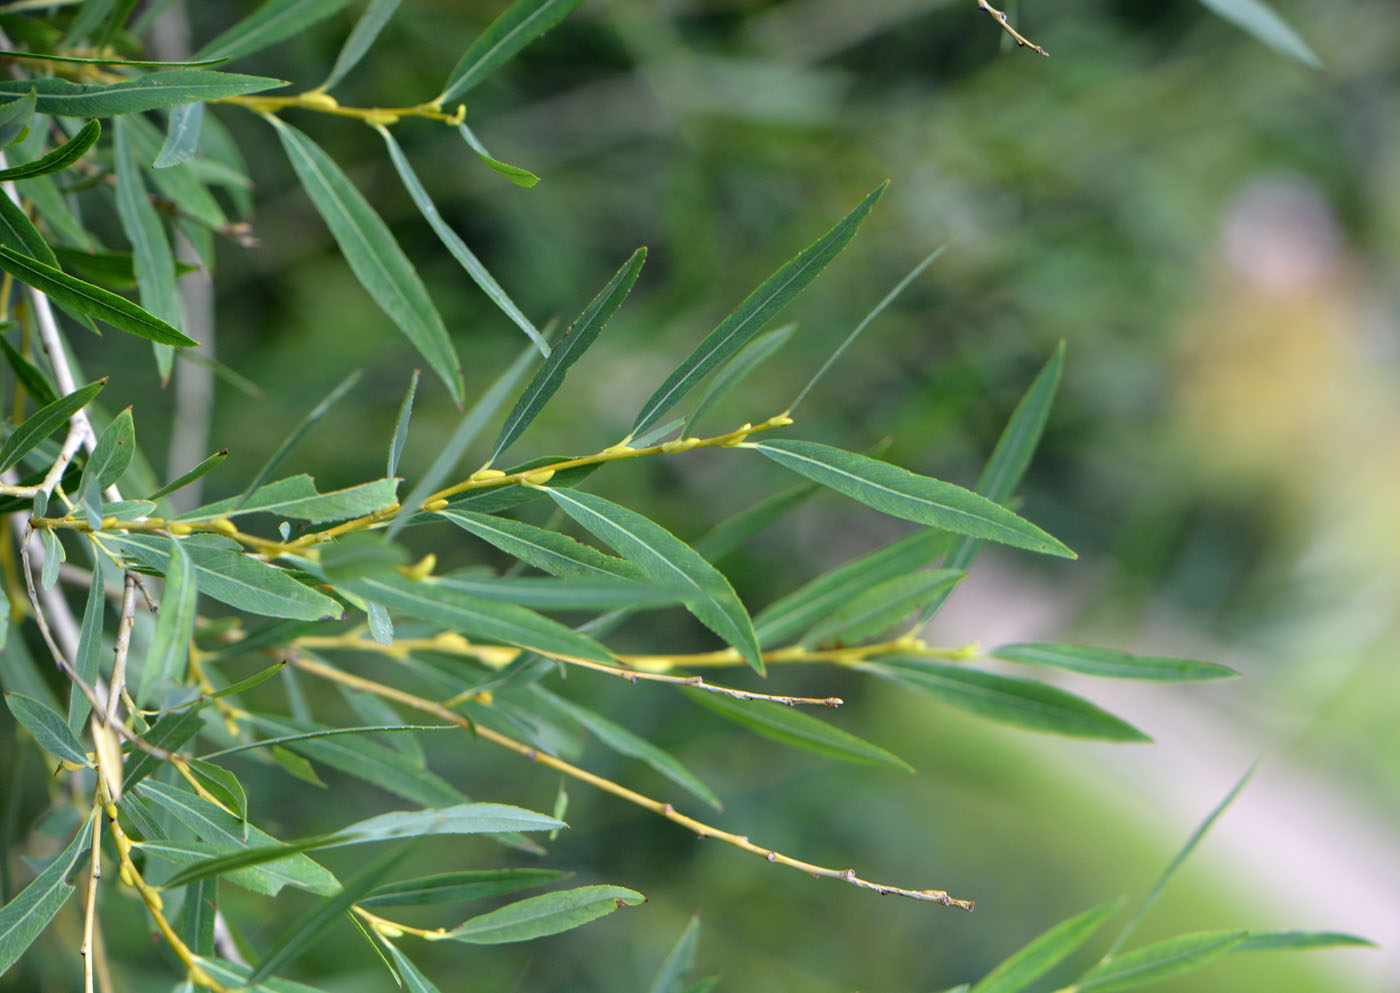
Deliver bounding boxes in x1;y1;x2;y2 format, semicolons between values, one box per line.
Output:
79;804;101;993
289;654;973;910
977;0;1049;56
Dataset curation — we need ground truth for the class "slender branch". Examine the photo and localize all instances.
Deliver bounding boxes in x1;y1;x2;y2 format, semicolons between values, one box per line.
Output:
104;575;138;726
977;0;1049;56
216;92;464;128
289;654;973;910
79;805;102;993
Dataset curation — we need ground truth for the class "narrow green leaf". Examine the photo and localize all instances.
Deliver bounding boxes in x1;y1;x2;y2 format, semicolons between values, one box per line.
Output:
437;0;588;104
789;240;951;414
242;713;466;808
683;689;913;772
67;0;119;43
1107;764;1255;956
379;126;545;355
137;536;197;704
545;487;764;673
123;112;225;229
437;574;685;611
876;661;1149;742
1231;931;1376;953
752;440;1074;558
494;247;646;460
386;343;538;537
53;247;197;290
535;688;722;810
320;0;403;90
970;899;1120;993
0;378;104;473
0;336;58;408
76;407;134;527
134;781;339;897
438;507;641;581
271;118;462;402
363;868;567;908
0;193;58;269
147;449;228;501
320;533;408;582
194;0;357;62
0;88;36;147
121;709;205;792
0;815;93;974
632;183;885;438
693;479;820;562
649;911;702;993
39;527;62;589
178;877;217;957
799;568;963;648
754;530;954;648
185;474;396;523
0;50;232;70
248;842;412;986
103;533;343;621
991;643;1237;682
0;246;195;346
66;558;106;732
4;692;89;766
683;322;794;437
187;759;248;825
0;71;285;117
233;371;361;512
154;101;203;168
382;942;441;993
387;369;418;479
192;956;333;992
341;571;614;663
447;884;644;944
679;981;719;993
1078;930;1248;992
455;122;540;187
0;118;99;181
1196;0;1320;67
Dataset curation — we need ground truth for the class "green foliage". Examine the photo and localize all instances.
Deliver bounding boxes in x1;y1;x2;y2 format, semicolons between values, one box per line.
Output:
0;2;1373;992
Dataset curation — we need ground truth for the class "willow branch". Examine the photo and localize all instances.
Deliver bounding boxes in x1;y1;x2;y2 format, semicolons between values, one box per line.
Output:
289;653;973;910
977;0;1049;57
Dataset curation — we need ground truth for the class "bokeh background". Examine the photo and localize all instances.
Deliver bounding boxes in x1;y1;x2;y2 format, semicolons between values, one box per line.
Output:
12;0;1400;990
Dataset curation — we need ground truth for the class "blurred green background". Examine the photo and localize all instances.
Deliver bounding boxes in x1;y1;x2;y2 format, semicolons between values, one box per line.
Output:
15;0;1400;990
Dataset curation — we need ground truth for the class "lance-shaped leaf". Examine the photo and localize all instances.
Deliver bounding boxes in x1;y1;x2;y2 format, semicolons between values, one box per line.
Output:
134;781;339;897
752;440;1074;558
122;112;226;229
683;322;794;437
154;101;203;167
684;689;912;772
1196;0;1320;67
187;760;248;826
137;536;197;704
438;0;588;105
438;507;640;581
248;842;413;986
0;71;285;117
457;122;540;187
66;564;106;732
387;369;418;478
632;183;885;439
53;247;197;290
534;688;722;810
1077;930;1248;992
270;118;462;403
321;0;403;90
0;193;59;269
649;912;702;993
4;692;89;766
379;127;545;356
545;487;764;673
341;571;614;663
0;87;35;146
383;942;442;993
192;956;337;992
104;533;342;621
121;709;205;792
799;568;963;648
754;530;953;648
875;660;1148;742
1231;931;1376;953
364;867;568;908
76;406;134;527
493;247;646;459
194;0;357;62
179;876;217;958
0;118;100;181
991;643;1237;682
0;815;93;975
181;475;396;523
437;574;685;611
148;449;228;501
113;110;180;383
0;378;105;473
0;246;195;346
447;884;645;944
970;899;1121;993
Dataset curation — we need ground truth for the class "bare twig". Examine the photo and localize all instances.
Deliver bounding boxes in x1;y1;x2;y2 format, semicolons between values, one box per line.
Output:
977;0;1049;57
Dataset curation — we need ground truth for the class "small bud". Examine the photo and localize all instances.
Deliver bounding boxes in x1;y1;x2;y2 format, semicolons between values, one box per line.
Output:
600;442;635;456
469;468;506;482
299;92;339;109
100;516;118;530
210;518;238;536
522;468;554;485
423;498;449;512
168;523;192;536
373;922;405;939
